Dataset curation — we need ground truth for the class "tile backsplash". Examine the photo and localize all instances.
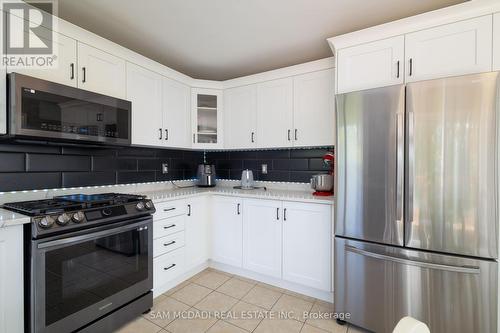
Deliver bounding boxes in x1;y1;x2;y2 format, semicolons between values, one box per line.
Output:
0;142;333;192
207;147;334;183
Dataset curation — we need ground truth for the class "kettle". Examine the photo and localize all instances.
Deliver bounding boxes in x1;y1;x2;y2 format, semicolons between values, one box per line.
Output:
241;169;255;189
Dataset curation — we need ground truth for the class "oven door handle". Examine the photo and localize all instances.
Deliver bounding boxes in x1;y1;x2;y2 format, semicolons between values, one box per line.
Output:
37;219;151;250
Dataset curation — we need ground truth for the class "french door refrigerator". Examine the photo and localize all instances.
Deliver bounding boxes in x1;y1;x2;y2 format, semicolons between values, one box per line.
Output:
334;72;500;333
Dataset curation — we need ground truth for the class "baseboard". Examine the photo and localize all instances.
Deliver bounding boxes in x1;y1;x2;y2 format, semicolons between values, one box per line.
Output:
153;261;209;298
209;260;333;303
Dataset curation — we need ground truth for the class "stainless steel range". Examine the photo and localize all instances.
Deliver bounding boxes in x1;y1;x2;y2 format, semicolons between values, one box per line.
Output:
3;193;155;333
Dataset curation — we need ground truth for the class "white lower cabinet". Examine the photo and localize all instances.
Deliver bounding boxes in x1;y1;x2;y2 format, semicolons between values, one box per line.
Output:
242;199;282;278
212;197;243;267
154;248;185;291
282;202;332;291
185;198;209;268
0;225;24;333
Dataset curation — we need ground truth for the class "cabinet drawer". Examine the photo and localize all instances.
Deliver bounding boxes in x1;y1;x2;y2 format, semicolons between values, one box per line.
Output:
154;215;185;239
154;231;185;257
154;248;185;289
154;200;186;220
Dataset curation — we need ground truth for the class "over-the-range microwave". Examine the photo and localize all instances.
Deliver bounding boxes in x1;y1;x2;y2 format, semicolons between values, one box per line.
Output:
6;73;132;146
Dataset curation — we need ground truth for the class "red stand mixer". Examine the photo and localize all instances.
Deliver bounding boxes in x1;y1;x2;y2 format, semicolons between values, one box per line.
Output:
311;151;334;196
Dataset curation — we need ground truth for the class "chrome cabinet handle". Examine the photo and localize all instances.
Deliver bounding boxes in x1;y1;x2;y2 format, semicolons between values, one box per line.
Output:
165;129;168;141
82;67;86;83
237;203;241;215
163;224;176;229
70;63;75;80
163;263;176;271
396;60;400;78
163;207;176;212
409;58;413;76
276;208;280;220
164;241;176;247
187;204;191;216
159;128;162;140
346;246;479;274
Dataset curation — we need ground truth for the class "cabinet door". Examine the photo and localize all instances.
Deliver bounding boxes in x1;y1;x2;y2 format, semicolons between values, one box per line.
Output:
257;78;293;148
243;199;282;278
0;226;24;333
224;85;258;149
336;36;404;93
163;78;191;148
0;48;5;135
212;197;243;267
78;42;126;98
405;15;493;82
8;27;77;87
282;202;332;291
293;69;335;147
494;13;500;71
192;88;224;149
126;62;163;147
185;198;209;268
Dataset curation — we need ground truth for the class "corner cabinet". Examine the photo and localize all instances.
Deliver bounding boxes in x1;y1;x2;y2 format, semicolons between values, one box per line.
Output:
0;225;24;333
211;197;243;267
494;13;500;71
163;78;191;149
185;198;209;268
336;36;404;93
405;15;493;82
191;88;223;149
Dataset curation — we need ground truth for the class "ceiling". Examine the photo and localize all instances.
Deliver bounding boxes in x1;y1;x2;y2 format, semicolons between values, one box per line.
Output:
54;0;465;81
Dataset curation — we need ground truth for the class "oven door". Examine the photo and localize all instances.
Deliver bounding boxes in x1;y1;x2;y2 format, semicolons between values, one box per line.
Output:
31;217;152;333
9;73;131;145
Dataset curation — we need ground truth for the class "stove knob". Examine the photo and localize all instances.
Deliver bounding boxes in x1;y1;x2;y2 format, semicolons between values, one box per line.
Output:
145;201;153;210
136;201;145;211
72;211;85;223
39;216;55;229
56;213;71;226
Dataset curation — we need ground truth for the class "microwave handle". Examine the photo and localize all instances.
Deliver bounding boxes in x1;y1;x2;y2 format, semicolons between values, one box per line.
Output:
37;218;151;250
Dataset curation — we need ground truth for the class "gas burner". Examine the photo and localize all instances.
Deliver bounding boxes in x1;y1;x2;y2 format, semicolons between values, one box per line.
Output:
2;193;155;239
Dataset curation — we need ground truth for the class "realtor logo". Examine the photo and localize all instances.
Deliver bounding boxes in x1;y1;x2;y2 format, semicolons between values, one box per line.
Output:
2;0;58;68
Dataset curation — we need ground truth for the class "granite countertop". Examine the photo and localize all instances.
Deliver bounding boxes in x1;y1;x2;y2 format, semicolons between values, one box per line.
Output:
0;180;334;228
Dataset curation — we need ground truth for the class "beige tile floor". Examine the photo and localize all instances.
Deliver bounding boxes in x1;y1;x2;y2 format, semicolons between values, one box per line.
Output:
114;268;369;333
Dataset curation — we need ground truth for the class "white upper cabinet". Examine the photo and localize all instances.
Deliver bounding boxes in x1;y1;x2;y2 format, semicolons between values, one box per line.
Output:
405;15;493;82
78;43;126;99
494;13;500;71
9;27;78;87
257;78;294;148
126;62;163;147
192;88;224;149
282;202;332;291
224;85;258;149
336;36;404;93
163;78;191;148
242;199;282;279
293;69;335;147
211;197;243;267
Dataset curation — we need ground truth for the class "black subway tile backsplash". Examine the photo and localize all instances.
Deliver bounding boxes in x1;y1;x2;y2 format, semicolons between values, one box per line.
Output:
0;141;332;191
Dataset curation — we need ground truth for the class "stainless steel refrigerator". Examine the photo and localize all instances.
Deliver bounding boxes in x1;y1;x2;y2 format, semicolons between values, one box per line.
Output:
334;72;500;333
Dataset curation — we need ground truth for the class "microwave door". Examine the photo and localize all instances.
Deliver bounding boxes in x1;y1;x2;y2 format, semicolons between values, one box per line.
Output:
335;85;405;246
405;72;499;259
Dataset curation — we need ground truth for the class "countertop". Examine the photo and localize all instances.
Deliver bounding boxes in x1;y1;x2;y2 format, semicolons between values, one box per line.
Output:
0;180;334;228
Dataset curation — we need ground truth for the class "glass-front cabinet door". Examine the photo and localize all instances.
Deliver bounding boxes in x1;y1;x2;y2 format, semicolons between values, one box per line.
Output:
191;88;223;148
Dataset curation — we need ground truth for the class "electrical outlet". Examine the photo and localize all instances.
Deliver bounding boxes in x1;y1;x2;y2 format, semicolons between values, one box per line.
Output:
261;164;268;174
162;163;168;174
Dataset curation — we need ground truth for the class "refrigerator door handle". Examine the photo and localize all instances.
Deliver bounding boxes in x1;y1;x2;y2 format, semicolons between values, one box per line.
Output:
407;110;415;224
345;245;480;274
396;112;404;226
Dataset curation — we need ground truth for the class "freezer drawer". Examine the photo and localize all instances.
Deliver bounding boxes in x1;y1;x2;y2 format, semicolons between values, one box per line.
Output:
335;237;497;333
